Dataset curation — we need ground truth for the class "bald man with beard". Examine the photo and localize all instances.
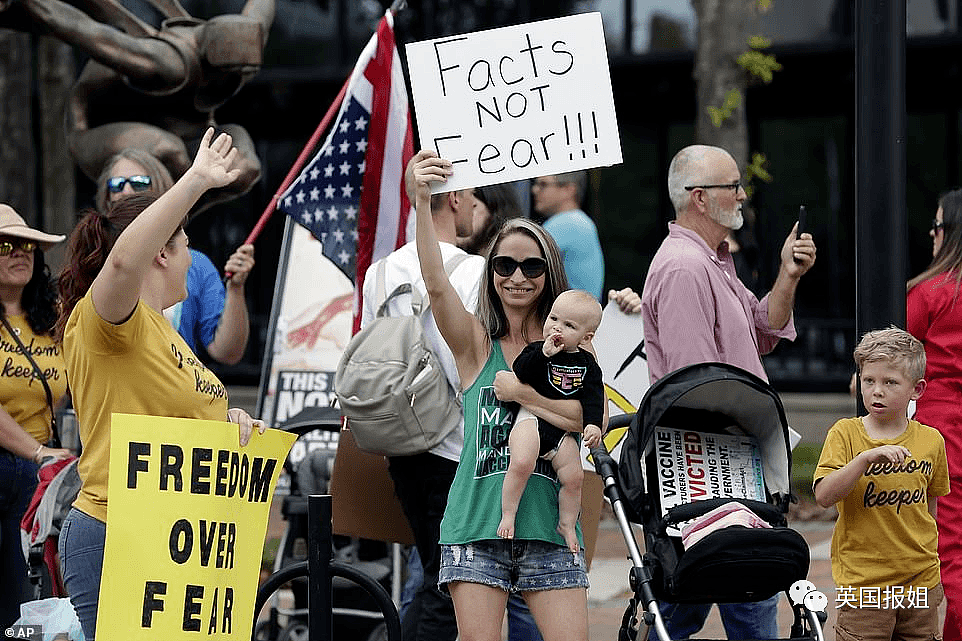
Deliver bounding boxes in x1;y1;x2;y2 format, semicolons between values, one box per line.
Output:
640;144;816;640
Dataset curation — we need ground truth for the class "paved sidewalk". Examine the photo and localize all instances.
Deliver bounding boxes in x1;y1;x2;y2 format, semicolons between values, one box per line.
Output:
586;515;837;641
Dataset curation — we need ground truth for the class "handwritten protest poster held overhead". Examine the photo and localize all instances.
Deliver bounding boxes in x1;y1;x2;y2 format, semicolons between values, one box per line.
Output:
97;414;296;641
406;12;622;192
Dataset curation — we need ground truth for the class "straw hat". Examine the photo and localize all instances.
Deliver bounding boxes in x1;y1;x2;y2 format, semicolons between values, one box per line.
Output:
0;204;65;250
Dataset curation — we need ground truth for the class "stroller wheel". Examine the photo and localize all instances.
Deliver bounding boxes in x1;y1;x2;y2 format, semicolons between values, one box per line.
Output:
277;621;308;641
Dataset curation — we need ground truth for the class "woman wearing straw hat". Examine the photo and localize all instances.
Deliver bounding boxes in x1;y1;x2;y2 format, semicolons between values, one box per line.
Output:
0;204;71;628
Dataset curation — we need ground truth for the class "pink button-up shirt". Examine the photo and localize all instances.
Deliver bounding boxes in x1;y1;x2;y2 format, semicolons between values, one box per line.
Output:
641;222;795;383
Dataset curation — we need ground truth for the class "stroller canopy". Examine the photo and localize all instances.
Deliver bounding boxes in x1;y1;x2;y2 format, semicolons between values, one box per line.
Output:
619;362;792;522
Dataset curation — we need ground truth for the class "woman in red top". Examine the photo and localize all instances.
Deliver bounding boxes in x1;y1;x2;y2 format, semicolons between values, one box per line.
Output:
907;188;962;641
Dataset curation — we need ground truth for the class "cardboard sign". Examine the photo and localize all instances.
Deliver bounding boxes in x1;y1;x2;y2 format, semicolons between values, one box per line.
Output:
98;414;296;641
406;12;622;192
653;427;765;536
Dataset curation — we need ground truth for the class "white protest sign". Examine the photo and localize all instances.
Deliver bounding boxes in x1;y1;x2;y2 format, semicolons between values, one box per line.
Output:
405;12;622;192
653;427;765;537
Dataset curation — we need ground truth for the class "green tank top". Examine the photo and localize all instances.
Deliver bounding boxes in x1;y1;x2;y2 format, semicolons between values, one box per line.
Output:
439;341;582;547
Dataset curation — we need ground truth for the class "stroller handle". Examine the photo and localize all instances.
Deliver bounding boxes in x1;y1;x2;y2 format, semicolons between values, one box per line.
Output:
589;446;617;478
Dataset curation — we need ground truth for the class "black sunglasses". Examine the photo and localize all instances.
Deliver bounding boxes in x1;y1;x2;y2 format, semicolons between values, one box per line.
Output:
0;239;37;256
491;256;548;278
932;219;945;232
106;175;152;194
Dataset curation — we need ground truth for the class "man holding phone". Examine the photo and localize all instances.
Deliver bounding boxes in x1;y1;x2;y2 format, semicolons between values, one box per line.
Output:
640;144;816;638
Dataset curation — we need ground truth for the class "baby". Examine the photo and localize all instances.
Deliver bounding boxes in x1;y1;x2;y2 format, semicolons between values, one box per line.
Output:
499;289;605;553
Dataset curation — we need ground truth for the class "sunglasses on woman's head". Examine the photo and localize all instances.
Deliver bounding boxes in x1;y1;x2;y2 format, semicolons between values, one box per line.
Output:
0;239;37;256
491;256;548;278
106;175;152;194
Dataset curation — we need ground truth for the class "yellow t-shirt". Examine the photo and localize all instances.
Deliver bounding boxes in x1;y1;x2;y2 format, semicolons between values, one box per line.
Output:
0;314;67;442
814;417;950;589
64;294;229;522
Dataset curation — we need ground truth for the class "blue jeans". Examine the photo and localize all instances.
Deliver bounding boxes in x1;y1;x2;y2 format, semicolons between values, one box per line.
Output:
59;508;105;641
439;540;588;593
402;546;544;641
0;450;38;628
650;594;780;640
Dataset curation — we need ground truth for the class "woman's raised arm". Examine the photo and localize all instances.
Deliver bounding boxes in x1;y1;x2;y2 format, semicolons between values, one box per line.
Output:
408;150;488;378
91;128;239;323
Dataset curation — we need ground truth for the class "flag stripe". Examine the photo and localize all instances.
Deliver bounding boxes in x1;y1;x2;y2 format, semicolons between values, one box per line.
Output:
358;17;394;282
397;116;414;248
278;10;413;334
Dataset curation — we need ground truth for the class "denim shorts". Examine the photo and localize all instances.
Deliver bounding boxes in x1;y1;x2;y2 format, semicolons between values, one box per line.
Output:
439;539;589;594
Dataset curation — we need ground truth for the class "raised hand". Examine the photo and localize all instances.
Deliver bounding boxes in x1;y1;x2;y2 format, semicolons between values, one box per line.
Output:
224;244;255;287
780;222;816;277
404;149;452;204
189;127;241;191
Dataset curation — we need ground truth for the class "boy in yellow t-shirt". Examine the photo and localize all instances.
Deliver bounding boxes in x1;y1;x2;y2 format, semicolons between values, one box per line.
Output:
814;327;949;640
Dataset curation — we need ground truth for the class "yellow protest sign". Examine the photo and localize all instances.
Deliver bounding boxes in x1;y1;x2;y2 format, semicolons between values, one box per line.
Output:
97;414;296;641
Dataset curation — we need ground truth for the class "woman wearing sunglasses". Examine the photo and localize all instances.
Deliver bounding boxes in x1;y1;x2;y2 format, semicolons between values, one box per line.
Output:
907;189;962;641
96;148;254;366
407;149;638;641
0;206;72;628
56;130;265;641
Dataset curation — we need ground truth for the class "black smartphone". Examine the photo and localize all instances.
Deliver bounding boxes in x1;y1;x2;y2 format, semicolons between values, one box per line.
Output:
794;205;806;263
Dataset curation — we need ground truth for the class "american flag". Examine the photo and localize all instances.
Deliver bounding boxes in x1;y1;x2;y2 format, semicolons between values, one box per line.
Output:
280;10;413;329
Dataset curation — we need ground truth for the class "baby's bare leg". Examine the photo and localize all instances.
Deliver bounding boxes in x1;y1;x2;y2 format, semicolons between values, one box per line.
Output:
553;436;584;553
498;418;539;540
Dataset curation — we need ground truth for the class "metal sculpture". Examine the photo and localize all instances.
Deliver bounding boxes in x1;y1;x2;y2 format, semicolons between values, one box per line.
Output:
0;0;274;211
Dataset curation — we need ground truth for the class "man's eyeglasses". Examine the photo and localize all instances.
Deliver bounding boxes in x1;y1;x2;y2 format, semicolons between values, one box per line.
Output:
684;181;742;193
492;256;548;279
0;239;37;256
932;219;945;233
106;175;152;194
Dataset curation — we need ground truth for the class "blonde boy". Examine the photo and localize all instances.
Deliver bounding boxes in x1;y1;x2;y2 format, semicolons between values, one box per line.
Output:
814;327;949;640
498;289;605;553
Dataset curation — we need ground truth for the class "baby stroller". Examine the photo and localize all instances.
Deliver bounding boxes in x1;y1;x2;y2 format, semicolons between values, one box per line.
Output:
591;363;827;641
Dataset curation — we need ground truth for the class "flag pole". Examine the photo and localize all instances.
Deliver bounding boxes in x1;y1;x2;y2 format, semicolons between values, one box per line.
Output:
241;78;349;249
239;0;408;249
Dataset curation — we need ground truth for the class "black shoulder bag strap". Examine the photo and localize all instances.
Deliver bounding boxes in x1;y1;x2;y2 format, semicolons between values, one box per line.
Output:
0;315;59;447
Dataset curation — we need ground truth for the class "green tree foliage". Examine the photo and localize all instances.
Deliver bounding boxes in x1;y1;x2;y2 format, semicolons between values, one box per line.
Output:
738;36;782;83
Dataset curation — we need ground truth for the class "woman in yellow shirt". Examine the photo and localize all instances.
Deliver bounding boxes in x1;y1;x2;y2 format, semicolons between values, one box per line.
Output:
56;129;263;641
0;206;71;628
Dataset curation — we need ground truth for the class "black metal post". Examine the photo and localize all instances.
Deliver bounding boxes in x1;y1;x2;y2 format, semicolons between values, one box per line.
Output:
854;0;907;412
308;495;333;641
